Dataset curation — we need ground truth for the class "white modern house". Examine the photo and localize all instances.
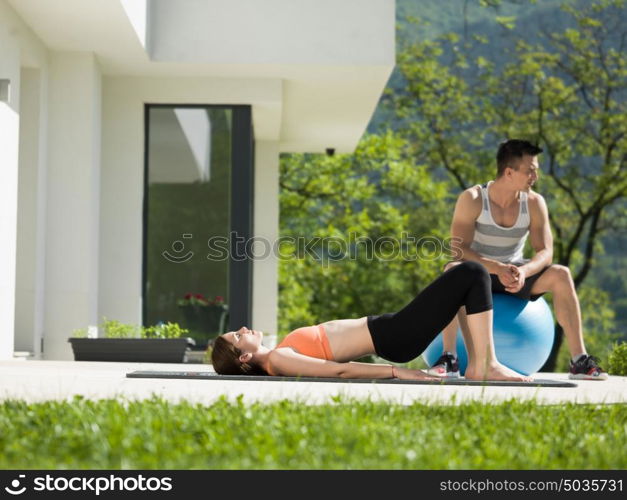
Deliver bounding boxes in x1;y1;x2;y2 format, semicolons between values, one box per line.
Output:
0;0;395;360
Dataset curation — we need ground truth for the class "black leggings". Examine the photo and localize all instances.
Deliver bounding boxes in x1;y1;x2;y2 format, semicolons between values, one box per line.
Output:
367;261;492;363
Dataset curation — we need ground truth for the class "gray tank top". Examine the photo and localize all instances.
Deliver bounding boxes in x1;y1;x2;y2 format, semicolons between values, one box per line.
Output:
469;181;530;265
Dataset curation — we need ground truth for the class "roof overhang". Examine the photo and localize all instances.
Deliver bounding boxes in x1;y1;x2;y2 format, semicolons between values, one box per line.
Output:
7;0;395;153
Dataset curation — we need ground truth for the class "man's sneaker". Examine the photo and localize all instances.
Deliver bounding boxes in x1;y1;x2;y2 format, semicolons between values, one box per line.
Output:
427;352;460;378
568;354;608;381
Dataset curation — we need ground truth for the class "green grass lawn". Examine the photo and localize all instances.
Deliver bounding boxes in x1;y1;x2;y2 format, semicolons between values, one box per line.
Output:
0;396;624;469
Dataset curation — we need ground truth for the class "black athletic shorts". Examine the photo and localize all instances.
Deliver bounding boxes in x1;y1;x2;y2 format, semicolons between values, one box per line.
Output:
490;266;549;301
445;262;550;301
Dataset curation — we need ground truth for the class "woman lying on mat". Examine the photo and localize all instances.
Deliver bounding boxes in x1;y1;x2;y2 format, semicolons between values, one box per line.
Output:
211;261;532;382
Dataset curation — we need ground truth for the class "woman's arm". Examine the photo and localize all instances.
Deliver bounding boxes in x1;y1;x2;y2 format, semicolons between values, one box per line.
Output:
268;348;436;380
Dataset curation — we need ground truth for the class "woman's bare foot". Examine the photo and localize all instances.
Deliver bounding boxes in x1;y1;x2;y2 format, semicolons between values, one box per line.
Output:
465;362;533;382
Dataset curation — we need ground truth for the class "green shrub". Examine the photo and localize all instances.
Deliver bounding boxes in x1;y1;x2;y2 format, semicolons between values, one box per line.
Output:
100;318;141;338
71;327;88;338
608;341;627;376
74;318;189;339
142;322;188;339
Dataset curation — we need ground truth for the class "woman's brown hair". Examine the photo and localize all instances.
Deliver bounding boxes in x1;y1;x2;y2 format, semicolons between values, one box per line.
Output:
210;335;267;375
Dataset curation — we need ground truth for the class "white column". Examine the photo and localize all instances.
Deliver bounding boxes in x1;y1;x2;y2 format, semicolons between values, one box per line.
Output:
252;141;279;342
99;79;144;326
15;67;47;357
0;18;20;360
43;52;101;360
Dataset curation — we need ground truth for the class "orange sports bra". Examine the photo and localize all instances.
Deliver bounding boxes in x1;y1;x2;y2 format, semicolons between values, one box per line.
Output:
266;324;333;375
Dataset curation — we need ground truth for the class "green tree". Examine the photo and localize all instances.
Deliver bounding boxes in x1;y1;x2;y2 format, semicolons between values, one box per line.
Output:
386;0;626;370
278;133;452;336
489;0;627;367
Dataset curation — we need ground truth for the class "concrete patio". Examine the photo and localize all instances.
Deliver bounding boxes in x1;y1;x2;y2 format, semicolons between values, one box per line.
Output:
0;359;625;405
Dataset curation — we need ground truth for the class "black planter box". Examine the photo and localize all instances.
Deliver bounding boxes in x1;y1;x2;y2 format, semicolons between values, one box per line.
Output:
68;337;196;363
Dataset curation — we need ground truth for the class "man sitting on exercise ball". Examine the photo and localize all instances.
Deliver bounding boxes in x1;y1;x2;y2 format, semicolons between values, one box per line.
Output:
428;139;607;381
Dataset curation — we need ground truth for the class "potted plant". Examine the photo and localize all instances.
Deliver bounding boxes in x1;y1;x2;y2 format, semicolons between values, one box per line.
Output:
68;319;195;363
177;293;229;348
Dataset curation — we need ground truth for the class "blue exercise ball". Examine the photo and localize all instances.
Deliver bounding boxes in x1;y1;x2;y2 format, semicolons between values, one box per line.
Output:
422;294;555;376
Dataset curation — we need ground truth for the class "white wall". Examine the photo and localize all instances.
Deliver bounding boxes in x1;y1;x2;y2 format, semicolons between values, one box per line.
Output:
149;0;395;66
99;79;145;327
4;0;393;359
253;141;279;339
120;0;149;48
8;0;394;154
15;67;47;356
1;0;49;360
43;52;102;360
0;2;21;359
100;76;282;337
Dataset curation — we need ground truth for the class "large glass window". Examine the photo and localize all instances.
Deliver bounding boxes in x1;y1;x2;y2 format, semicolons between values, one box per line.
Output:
144;106;243;348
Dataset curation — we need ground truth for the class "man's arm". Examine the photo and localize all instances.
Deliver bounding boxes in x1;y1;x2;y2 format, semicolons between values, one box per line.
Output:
450;188;518;285
504;193;553;293
520;193;553;277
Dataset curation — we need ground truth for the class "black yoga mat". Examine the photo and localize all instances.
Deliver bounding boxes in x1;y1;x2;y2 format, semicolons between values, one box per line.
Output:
126;370;577;388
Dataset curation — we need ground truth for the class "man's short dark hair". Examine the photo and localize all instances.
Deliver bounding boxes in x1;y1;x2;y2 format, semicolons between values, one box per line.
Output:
496;139;543;177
